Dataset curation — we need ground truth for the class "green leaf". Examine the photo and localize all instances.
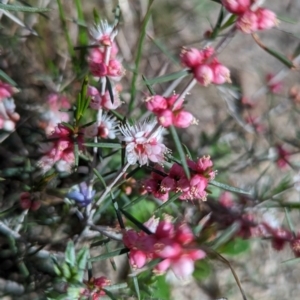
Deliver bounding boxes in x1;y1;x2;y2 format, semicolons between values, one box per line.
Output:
144;69;189;85
219;238;250;256
152;275;171;300
0;3;50;12
154;192;181;212
132;275;141;300
76;247;88;270
106;76;114;104
93;8;101;25
84;142;122;149
209;223;240;250
93;168;107;188
193;259;211;280
120;208;153;235
169;125;190;179
142;75;155;95
211;6;224;39
252;34;294;68
122;194;148;210
65;241;76;267
209;180;252;195
0;69;17;86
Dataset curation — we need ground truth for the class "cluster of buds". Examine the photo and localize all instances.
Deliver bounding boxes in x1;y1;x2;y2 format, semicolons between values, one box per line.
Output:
145;94;196;128
221;0;278;34
123;217;206;278
88;20;124;80
80;276;110;300
0;81;20;131
19;191;41;211
40;93;71;135
268;144;292;169
118;119;170;166
38;123;84;172
143;156;216;202
180;47;231;86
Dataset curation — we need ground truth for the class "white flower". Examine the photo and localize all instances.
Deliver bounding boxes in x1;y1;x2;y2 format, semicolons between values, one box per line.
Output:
118;119;169;166
85;112;119;139
89;20;117;44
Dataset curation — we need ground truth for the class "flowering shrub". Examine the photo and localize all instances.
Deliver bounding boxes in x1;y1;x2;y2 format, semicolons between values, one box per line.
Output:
0;1;300;300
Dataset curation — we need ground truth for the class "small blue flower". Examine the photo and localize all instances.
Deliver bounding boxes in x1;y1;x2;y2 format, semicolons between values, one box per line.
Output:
66;182;95;206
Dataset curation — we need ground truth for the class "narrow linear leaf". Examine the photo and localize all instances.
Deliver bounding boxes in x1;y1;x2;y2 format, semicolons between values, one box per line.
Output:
119;208;153;235
169;125;190;179
154;192;181;212
142;75;155;95
0;3;50;12
252;34;294;68
93;168;107;188
106;76;114;104
144;69;189;85
84;142;122;149
209;180;251;195
0;70;17;86
122;194;147;210
132;275;141;300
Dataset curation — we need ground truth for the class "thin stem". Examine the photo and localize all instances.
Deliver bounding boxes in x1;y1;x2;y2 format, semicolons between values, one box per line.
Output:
96;162;130;206
171;78;197;111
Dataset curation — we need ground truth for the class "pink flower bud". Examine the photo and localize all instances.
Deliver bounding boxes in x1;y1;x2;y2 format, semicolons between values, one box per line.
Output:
211;63;231;85
193;64;214;86
145;95;168;112
256;8;277;31
157;109;173;127
129;249;147;268
236;10;258;34
107;59;124;78
173;110;194;128
175;224;194;245
221;0;251;15
180;48;204;68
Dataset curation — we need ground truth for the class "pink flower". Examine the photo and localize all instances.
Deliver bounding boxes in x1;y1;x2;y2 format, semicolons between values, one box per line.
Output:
118;120;169;165
123;218;206;278
81;276;110;299
144;165;170;201
221;0;251;15
85;113;119;139
157;110;174;127
89;20;117;48
38;124;84;172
